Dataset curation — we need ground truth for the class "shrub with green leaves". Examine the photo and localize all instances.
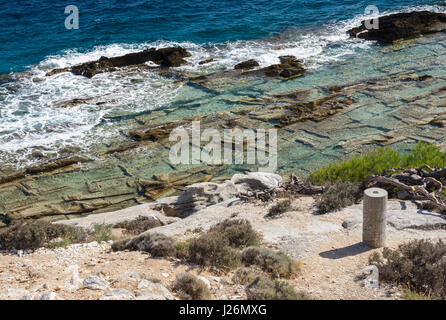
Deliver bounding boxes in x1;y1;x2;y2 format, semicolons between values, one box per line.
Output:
0;219;88;250
114;216;163;235
208;219;259;248
90;223;115;242
316;181;360;214
241;247;300;278
232;267;264;285
171;273;211;300
401;289;436;300
309;142;446;185
112;233;176;258
369;239;446;299
245;274;310;300
266;199;291;218
188;232;241;269
174;240;191;260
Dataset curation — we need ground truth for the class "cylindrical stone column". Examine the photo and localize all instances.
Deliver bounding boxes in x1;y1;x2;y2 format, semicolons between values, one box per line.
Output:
363;187;387;248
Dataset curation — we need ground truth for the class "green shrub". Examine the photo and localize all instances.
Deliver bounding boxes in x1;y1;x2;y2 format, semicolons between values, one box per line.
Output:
112;233;176;258
90;223;115;242
47;238;71;249
245;274;310;300
369;239;446;299
175;240;191;260
208;219;259;248
309;142;446;185
402;289;436;300
232;267;264;285
316;181;360;214
114;216;163;235
110;238;128;252
171;273;211;300
0;219;88;250
241;247;300;278
188;232;241;269
266;199;292;218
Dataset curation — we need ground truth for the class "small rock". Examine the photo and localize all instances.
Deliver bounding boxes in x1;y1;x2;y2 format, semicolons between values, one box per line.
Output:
99;288;135;300
137;279;151;289
136;281;173;300
363;265;379;289
38;292;58;300
198;276;211;289
0;288;29;299
161;273;169;278
83;276;110;290
397;191;411;200
135;292;166;300
234;59;259;70
66;265;82;291
199;58;214;65
208;276;221;283
129;272;141;281
86;258;97;266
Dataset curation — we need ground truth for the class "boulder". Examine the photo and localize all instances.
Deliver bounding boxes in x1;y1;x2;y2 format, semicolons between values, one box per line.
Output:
136;281;173;300
156;172;283;217
264;56;305;78
38;292;58;300
231;172;282;194
99;288;135;300
83;276;110;290
199;58;215;65
348;11;446;42
234;59;260;70
244;56;305;79
165;180;238;217
48;47;192;78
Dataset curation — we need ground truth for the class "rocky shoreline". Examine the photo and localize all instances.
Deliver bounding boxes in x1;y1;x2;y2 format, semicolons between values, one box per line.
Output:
1;11;446;225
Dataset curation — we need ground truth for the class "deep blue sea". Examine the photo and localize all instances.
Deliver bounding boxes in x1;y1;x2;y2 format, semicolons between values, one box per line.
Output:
0;0;442;74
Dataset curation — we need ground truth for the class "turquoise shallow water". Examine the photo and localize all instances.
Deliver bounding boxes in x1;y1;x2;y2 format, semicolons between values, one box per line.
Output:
1;1;446;220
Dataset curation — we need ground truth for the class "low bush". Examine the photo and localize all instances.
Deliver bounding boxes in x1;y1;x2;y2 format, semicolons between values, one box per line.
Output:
369;239;446;299
188;232;241;269
208;219;259;248
266;199;291;218
112;233;176;258
114;216;163;235
309;142;446;185
401;289;436;300
171;273;211;300
232;267;264;285
174;240;191;260
241;247;300;278
245;274;310;300
90;223;115;242
0;219;88;250
316;181;360;214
